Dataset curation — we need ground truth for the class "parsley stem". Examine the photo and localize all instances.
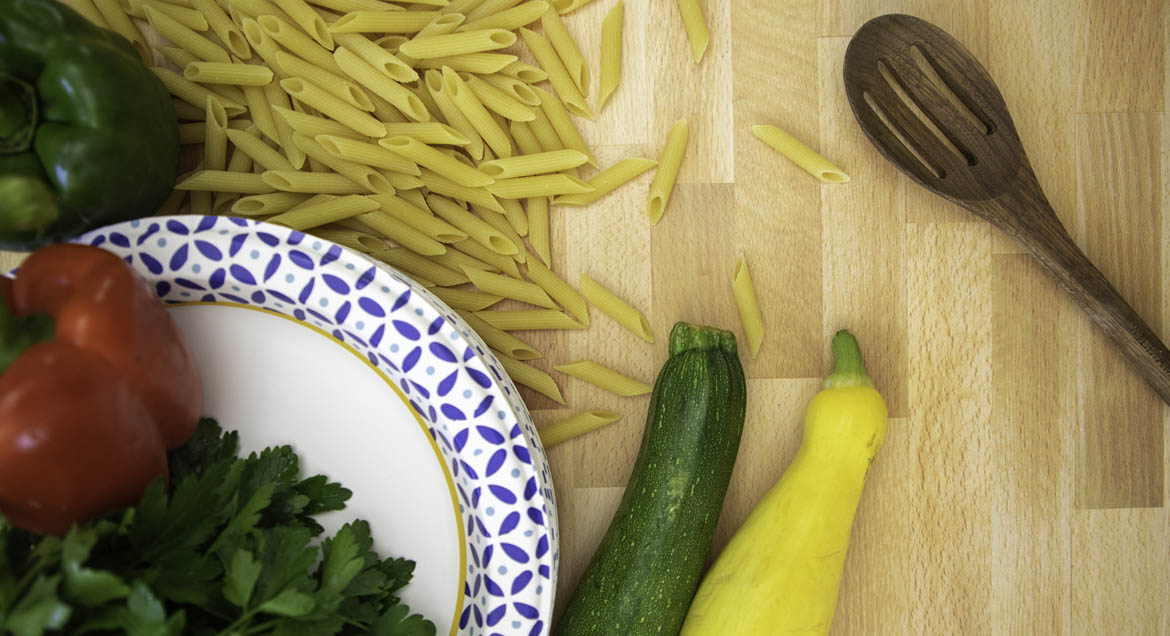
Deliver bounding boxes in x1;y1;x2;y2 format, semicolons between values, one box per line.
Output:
217;608;260;636
242;618;278;635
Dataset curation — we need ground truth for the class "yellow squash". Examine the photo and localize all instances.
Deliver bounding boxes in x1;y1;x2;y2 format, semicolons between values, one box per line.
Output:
680;330;887;636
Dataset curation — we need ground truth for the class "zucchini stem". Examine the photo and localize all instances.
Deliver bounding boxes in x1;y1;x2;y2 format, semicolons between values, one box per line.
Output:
824;329;872;389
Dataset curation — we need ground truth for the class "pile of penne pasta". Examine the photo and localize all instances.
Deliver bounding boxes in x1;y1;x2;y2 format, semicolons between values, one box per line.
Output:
68;0;841;446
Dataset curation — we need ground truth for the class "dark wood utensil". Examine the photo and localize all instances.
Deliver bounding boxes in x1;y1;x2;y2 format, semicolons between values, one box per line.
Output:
843;13;1170;406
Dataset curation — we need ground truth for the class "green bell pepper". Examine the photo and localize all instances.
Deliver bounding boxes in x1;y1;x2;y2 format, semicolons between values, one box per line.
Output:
0;0;180;249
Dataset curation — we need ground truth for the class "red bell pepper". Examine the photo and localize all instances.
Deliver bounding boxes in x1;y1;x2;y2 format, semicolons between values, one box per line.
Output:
0;244;203;535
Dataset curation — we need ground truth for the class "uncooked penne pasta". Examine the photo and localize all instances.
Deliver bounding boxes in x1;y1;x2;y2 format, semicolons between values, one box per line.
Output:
334;47;430;121
427;194;515;254
156;45;201;71
731;254;764;357
526;197;550;265
212;143;253;213
369;248;468;285
457;311;541;359
465;0;520;21
156;189;187;216
280;78;387;138
305;0;401;12
751;124;849;183
93;0;148;59
480;149;588;179
464;268;556;308
431;287;503;311
533;86;595;165
580;274;653;343
65;0;110;29
676;0;709;63
413;12;465;39
415;53;517;75
242;84;279;141
554;360;651;396
464;75;535;122
472;204;525;258
226;128;296;171
263;170;367;193
486;174;593;198
494;352;564;403
441;0;485;14
272;0;333;48
241;17;288;79
379;136;494;187
189;0;249;59
519;28;592;119
359;210;448;255
523;258;587;323
499;60;547;83
313;227;381;252
539;410;620;447
153;67;247;115
329;10;439;33
232;192;312;215
550;0;592;14
264;84;306;168
420;169;504;212
184;62;273;85
499;197;528;235
441;68;512;158
276;51;374;111
129;0;207;30
203;99;229;172
475;309;584;331
273;105;362;140
316;135;420;174
369;193;467;242
382;171;425;190
453;238;521;277
598;0;623;110
177;170;275;193
425;70;486;160
540;7;588;95
384;123;470;145
333;33;418;82
267;194;379;230
258;15;343;73
459;0;546;31
554;157;656;206
293;133;394;193
647;118;688;224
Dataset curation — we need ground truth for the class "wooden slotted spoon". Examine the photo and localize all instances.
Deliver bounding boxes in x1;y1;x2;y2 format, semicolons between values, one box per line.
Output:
843;13;1170;406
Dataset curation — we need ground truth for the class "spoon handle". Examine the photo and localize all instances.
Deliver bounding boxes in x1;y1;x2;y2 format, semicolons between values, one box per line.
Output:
1014;208;1170;406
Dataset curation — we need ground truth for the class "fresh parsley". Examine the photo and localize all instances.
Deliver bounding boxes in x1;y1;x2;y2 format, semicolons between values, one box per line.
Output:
0;419;437;636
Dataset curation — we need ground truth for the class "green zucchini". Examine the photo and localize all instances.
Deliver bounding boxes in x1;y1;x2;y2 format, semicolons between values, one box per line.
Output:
554;322;747;636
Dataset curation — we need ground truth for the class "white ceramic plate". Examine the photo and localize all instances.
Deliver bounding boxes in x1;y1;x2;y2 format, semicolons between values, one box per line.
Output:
74;216;559;636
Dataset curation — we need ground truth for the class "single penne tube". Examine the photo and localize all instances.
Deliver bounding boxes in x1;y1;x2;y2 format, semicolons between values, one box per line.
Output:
129;0;207;30
415;53;518;75
258;15;344;74
508;120;545;157
241;17;289;79
441;0;484;13
459;0;547;31
273;105;363;140
480;149;588;179
369;193;467;242
550;0;593;13
213;142;252;213
369;247;468;285
731;254;765;357
494;352;565;403
498;60;547;83
475;309;583;331
399;29;515;58
333;33;418;82
382;171;425;190
358;210;447;255
479;73;540;106
384;122;470;146
486;174;593;198
442;68;513;158
452;238;521;277
242;83;279;141
554;157;657;206
523;257;587;323
333;47;430;122
177;170;274;193
65;0;109;29
499;197;527;235
155;45;201;71
518;28;592;119
232;192;311;215
676;0;709;63
425;69;486;160
464;268;556;308
264;82;306;169
751;124;849;183
329;10;439;33
305;0;402;13
472;204;525;258
398;187;430;210
370;92;409;123
272;0;333;48
553;360;651;396
463;0;516;20
226;128;296;171
427;194;515;254
316;135;421;174
431;287;503;311
539;410;621;448
432;246;500;273
526;197;550;265
263;170;367;193
598;0;623;110
312;227;381;252
413;12;465;39
457;311;540;359
533;86;595;165
156;189;186;216
280;78;387;138
266;194;379;230
374;35;410;51
379;136;494;187
293;133;394;193
420;168;504;213
153;67;247;116
190;189;212;214
190;0;250;59
203;98;229;171
93;0;149;60
540;6;588;95
464;75;534;122
580;274;653;342
184;62;274;86
289;194;339;211
231;0;288;20
276;51;374;111
647;118;688;224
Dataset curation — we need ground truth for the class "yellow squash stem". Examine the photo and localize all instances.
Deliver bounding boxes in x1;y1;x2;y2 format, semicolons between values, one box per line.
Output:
680;329;888;636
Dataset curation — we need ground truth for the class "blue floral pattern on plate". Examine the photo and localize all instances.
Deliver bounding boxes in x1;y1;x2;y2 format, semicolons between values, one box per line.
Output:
78;216;558;636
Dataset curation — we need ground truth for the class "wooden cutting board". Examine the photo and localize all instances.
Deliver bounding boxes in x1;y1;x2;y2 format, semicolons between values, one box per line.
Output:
4;0;1165;633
